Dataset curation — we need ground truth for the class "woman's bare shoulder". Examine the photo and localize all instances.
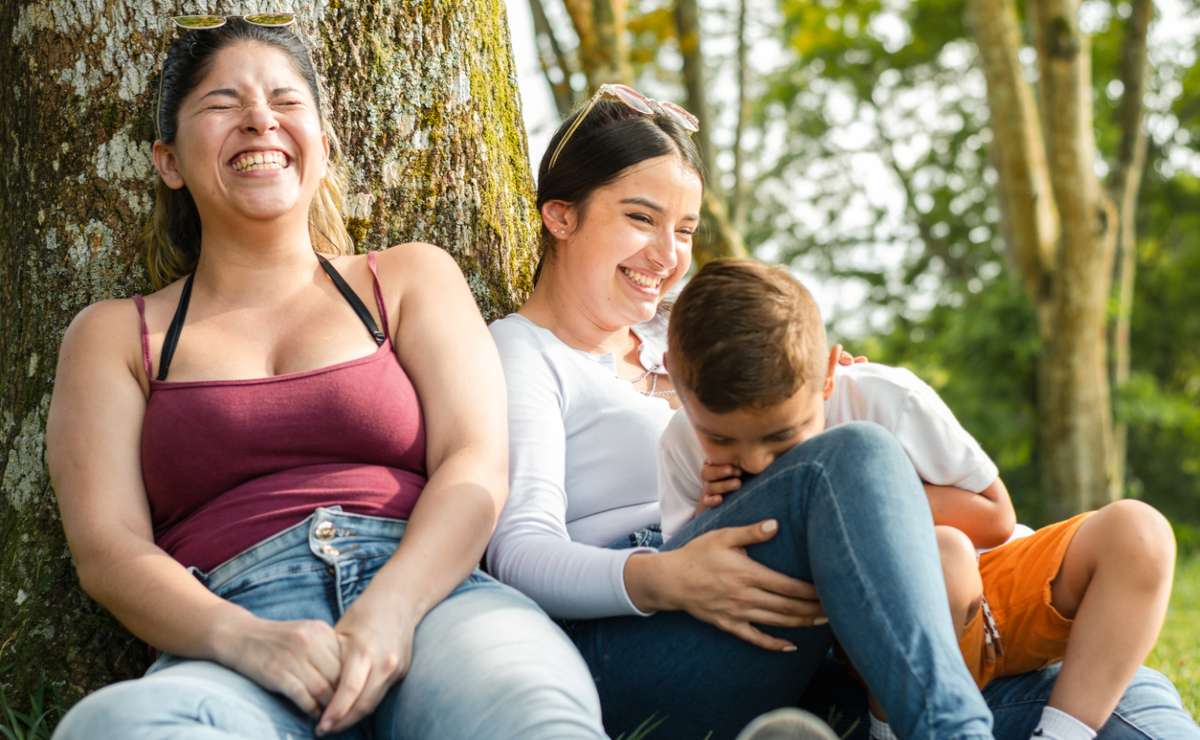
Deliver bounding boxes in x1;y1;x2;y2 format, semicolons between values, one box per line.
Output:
59;298;144;378
60;276;185;378
375;242;460;276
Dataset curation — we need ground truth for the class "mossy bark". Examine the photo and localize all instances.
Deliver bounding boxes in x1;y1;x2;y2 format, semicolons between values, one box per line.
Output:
0;0;536;711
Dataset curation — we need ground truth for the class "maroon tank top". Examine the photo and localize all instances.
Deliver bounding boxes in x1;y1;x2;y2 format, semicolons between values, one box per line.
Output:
133;252;427;572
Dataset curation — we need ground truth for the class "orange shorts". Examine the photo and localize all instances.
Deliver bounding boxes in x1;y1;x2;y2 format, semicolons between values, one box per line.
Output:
958;512;1092;688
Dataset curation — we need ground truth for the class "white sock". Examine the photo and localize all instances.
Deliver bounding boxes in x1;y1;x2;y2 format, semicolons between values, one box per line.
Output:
1031;706;1097;740
869;713;899;740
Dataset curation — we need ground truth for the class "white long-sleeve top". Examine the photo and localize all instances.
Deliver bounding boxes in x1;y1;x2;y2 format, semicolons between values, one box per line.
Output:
486;313;673;619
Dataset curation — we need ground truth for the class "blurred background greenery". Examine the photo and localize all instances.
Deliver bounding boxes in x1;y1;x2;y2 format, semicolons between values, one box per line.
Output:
508;0;1200;537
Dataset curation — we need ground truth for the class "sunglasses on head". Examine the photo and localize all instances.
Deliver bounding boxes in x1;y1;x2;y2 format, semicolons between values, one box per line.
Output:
171;13;296;30
547;83;700;171
154;12;314;141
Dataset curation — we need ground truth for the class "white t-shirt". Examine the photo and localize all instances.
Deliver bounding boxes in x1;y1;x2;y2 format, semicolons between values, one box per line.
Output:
659;362;1031;544
486;313;673;619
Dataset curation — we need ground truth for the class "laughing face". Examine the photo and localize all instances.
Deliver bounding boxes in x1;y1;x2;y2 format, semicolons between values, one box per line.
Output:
152;40;328;229
551;154;703;328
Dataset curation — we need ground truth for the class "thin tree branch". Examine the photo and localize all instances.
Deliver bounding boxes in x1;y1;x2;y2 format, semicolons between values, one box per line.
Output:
967;0;1058;309
530;0;580;117
674;0;716;182
563;0;630;88
731;0;749;232
1108;0;1152;491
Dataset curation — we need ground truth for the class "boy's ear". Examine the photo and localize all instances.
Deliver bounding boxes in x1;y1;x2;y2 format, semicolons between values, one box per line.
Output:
152;141;186;190
823;346;839;400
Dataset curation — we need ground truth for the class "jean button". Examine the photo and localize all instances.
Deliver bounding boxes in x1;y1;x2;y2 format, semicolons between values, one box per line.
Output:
315;521;336;540
320;544;340;558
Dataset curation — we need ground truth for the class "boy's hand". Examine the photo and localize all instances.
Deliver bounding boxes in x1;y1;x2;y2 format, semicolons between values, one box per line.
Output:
695;462;742;515
834;343;868;366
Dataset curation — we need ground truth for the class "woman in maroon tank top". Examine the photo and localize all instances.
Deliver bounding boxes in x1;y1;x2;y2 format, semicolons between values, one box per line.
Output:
45;17;603;740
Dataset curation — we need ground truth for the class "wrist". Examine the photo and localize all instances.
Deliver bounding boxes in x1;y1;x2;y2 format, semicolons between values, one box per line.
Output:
205;603;257;666
355;563;432;624
623;550;676;613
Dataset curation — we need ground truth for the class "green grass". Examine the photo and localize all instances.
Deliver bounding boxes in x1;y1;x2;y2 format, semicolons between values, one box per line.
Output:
3;556;1197;738
1149;553;1200;717
0;683;56;740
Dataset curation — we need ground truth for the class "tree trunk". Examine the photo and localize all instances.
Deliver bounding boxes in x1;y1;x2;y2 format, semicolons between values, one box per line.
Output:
1031;1;1119;515
970;0;1119;516
1108;0;1152;497
673;0;747;266
562;0;631;89
0;0;537;712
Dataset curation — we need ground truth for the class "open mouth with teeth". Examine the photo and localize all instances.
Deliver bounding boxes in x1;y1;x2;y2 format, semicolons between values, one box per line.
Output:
230;150;290;173
620;266;664;292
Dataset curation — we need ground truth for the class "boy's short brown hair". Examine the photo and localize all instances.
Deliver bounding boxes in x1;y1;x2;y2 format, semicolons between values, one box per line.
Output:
668;259;828;414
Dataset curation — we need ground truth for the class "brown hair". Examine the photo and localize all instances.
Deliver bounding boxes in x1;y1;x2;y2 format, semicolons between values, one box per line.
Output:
668;259;828;413
143;18;353;288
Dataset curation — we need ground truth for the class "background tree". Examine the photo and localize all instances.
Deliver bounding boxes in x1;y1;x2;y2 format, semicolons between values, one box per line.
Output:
521;0;748;263
736;0;1196;522
0;0;537;714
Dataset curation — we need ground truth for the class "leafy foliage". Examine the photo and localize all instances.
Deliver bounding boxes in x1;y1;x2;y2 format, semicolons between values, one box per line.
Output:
736;0;1200;525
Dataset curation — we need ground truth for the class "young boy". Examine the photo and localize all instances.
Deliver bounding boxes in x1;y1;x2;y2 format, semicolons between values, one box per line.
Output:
658;259;1177;740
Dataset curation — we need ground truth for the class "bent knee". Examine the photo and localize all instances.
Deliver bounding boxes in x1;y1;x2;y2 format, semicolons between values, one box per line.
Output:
813;422;912;476
823;421;898;451
1090;500;1176;584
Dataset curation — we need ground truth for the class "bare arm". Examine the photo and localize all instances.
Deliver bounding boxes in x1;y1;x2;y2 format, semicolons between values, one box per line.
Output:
47;301;340;717
924;477;1016;549
320;244;508;732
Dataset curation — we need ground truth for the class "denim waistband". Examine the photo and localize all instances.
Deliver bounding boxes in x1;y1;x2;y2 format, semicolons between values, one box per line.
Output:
193;506;407;593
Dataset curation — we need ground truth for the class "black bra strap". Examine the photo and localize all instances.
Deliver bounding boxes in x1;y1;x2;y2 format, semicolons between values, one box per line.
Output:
156;257;384;382
317;254;387;346
156;271;195;381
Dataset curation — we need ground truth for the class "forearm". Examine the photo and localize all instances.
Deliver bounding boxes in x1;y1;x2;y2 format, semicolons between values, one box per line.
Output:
78;538;254;662
358;447;501;621
924;479;1016;548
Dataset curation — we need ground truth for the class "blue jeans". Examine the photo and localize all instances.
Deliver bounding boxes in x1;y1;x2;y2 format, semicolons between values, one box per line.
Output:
796;658;1199;739
53;508;605;740
566;422;993;740
986;663;1200;739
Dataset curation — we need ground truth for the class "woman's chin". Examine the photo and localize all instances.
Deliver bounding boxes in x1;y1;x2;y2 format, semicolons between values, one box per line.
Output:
233;197;302;222
619;299;659;326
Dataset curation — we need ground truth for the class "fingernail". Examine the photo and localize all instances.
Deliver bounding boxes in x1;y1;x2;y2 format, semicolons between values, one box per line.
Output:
814;617;829;626
762;519;778;533
782;644;798;652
